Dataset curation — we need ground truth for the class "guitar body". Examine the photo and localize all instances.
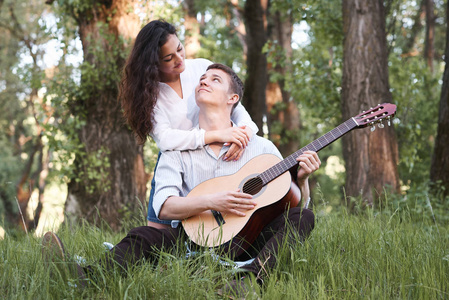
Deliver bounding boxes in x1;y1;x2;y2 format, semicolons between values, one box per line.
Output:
182;154;299;255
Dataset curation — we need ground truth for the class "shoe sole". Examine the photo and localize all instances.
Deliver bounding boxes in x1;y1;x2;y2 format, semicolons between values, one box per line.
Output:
42;232;66;262
41;232;89;288
42;231;70;280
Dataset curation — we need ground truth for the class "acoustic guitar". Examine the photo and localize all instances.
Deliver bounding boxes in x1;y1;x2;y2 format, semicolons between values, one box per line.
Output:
182;103;397;255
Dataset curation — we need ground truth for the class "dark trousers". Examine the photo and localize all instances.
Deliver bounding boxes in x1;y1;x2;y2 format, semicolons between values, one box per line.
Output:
95;207;314;277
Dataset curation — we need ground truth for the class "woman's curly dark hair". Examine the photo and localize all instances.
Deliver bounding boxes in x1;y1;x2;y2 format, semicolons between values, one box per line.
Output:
119;20;177;144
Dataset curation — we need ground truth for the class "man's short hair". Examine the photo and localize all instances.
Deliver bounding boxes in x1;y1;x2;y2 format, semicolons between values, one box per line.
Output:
206;63;243;109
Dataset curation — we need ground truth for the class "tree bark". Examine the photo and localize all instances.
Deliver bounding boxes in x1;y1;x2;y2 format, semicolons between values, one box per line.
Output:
341;0;400;206
63;1;147;230
424;0;435;72
243;0;269;134
430;0;449;196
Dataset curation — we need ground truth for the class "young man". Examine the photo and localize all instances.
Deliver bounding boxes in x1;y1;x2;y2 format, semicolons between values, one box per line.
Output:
42;63;321;296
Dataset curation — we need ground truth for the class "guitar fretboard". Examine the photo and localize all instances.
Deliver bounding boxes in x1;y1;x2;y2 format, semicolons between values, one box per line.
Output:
258;118;358;185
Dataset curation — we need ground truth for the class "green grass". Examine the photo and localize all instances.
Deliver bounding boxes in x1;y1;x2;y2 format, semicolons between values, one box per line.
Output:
1;203;448;299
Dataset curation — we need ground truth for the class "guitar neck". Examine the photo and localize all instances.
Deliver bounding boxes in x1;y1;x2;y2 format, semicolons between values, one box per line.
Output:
259;117;358;185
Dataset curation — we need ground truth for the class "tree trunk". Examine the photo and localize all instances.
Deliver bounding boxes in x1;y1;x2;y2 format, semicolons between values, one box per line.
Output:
183;0;200;58
401;0;425;57
243;0;269;134
424;0;435;72
430;0;449;196
266;9;300;157
63;1;147;230
341;0;400;206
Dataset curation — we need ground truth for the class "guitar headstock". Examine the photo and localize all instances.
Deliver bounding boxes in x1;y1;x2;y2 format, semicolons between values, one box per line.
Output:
354;103;397;129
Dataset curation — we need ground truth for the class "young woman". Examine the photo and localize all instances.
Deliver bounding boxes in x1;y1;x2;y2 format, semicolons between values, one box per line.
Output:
119;20;258;228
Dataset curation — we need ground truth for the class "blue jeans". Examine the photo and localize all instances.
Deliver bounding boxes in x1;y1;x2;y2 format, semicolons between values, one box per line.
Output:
147;152;171;225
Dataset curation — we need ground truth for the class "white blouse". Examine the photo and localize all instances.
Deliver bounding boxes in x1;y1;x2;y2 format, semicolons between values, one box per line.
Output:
151;58;258;151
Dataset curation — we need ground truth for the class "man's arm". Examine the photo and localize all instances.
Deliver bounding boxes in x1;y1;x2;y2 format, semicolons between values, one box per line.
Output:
159;190;255;221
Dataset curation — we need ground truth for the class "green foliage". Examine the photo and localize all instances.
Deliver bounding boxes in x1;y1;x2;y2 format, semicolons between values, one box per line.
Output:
0;0;53;228
198;25;245;74
78;22;129;98
0;136;21;217
298;0;343;47
143;1;183;25
73;147;112;195
189;0;246;75
265;0;344;203
389;183;449;224
385;0;447;56
388;55;441;186
289;0;343;124
384;0;444;196
55;0;103;20
42;63;84;185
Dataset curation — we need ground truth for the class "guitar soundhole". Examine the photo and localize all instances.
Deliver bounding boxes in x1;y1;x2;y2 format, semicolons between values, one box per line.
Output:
242;177;263;195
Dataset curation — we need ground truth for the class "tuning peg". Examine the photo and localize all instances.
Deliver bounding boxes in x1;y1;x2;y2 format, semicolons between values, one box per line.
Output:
371;125;376;132
378;122;384;129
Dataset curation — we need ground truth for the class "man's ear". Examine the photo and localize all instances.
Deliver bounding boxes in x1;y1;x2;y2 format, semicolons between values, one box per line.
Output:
227;94;239;105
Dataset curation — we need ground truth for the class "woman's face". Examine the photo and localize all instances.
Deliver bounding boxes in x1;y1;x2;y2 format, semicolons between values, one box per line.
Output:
158;34;185;79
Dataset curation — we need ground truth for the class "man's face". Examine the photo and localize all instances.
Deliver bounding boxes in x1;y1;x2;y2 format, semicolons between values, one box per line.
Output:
195;69;233;108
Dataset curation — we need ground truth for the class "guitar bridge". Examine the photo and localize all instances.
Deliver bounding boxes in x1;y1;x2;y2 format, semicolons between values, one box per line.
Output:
211;210;225;226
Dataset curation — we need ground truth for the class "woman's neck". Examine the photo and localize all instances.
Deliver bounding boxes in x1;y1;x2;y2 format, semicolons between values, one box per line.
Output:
160;73;183;98
160;72;180;83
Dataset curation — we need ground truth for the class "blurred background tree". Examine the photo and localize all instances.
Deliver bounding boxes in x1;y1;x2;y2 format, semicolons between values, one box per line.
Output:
0;0;54;233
